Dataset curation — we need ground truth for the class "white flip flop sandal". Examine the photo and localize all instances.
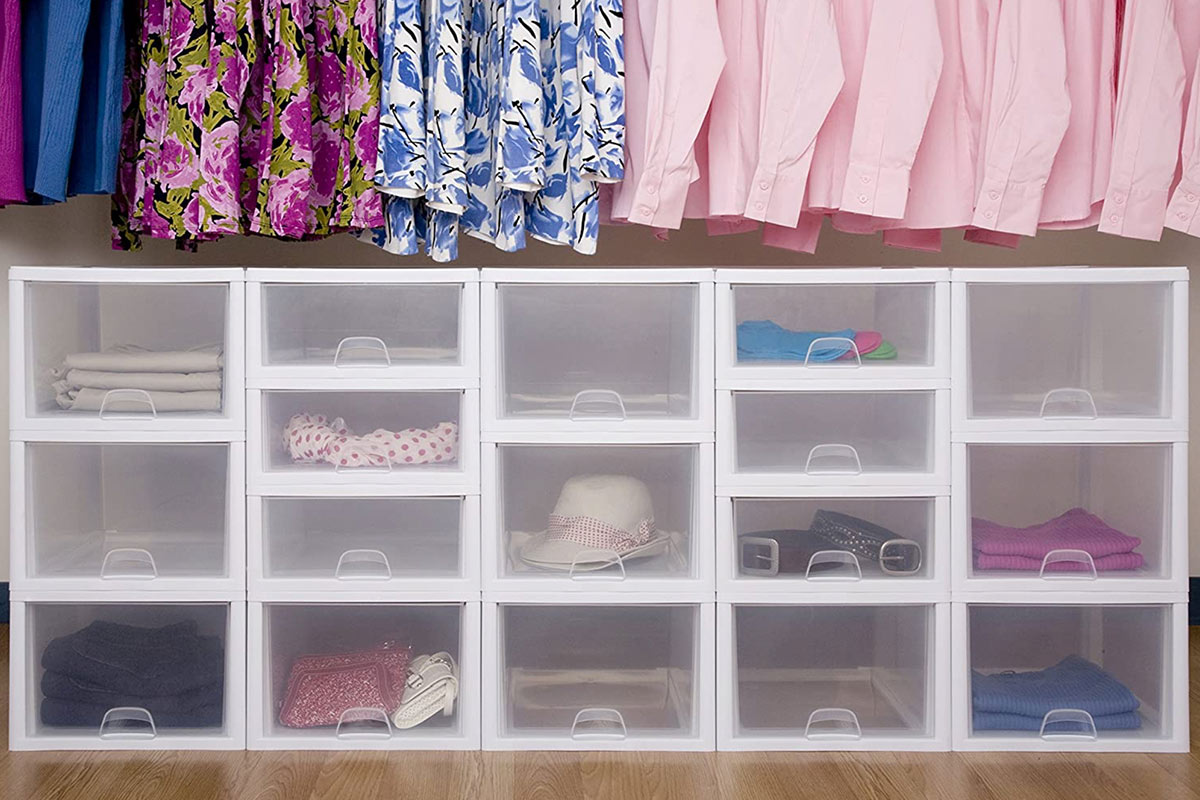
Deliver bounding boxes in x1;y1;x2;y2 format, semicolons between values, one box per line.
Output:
391;652;459;730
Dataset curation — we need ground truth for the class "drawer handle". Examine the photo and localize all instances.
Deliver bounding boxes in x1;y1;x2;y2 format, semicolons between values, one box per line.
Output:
568;549;628;581
1037;549;1098;580
568;390;627;421
333;336;392;368
1039;388;1098;419
804;708;862;741
1038;708;1098;741
571;708;628;741
335;707;394;739
98;389;158;419
804;444;863;475
805;550;863;581
804;336;862;367
335;549;393;580
99;548;158;580
98;707;157;740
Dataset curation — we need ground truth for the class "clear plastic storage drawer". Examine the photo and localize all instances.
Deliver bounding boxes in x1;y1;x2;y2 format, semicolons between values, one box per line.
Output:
251;602;477;749
956;443;1184;593
485;275;713;434
721;604;945;750
250;389;477;491
10;601;243;750
251;495;477;594
721;495;944;592
487;603;712;750
12;269;243;431
485;443;712;591
956;270;1186;431
958;603;1186;751
250;270;477;380
14;441;241;592
724;390;946;487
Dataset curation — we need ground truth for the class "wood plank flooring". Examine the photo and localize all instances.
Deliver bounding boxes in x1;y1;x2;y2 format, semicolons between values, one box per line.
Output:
2;626;1199;800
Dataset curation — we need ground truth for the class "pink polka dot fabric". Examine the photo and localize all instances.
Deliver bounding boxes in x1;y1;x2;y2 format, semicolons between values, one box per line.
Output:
284;413;459;468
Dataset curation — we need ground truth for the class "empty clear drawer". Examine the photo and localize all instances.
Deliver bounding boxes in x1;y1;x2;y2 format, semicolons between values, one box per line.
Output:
12;270;242;430
723;273;945;378
251;389;476;489
958;270;1186;430
252;271;476;379
724;604;943;749
487;444;711;589
726;390;946;485
489;603;711;749
487;277;711;432
959;443;1183;591
252;602;475;748
252;495;475;592
11;601;241;750
960;603;1185;749
724;496;942;590
15;442;239;591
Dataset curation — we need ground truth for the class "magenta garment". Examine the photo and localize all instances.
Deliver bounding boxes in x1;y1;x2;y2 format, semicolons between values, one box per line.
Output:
972;508;1144;572
838;330;883;359
0;0;23;204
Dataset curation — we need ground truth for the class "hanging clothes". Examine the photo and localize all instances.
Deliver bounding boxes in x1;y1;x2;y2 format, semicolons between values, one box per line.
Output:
0;0;22;205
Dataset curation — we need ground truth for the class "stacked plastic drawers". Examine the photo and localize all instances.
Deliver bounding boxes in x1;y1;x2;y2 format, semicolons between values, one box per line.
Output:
480;270;716;750
244;269;481;749
9;268;247;750
951;268;1189;753
715;269;953;751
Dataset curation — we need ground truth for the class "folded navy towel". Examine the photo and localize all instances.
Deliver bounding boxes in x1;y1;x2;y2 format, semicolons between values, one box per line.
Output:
972;655;1140;718
973;710;1142;732
41;670;223;713
40;697;224;729
41;620;225;696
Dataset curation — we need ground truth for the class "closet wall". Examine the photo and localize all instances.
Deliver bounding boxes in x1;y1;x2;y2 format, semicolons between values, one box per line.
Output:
0;195;1195;581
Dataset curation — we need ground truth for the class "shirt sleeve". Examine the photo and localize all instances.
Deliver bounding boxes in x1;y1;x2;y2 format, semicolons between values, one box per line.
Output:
838;0;943;220
743;0;843;227
1164;49;1200;236
1099;0;1186;240
971;0;1073;236
625;0;725;229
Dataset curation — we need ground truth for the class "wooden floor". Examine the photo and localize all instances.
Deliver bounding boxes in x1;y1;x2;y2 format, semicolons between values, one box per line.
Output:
3;629;1200;800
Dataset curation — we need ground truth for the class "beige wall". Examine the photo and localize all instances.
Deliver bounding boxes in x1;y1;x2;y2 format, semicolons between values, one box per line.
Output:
1;195;1198;580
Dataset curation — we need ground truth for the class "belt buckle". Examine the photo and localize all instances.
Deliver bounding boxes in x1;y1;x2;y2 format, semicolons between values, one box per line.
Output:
740;536;780;577
879;538;922;575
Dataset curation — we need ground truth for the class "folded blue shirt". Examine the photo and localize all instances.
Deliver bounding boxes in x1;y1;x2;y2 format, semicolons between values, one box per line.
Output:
972;655;1141;719
973;710;1142;732
736;321;856;363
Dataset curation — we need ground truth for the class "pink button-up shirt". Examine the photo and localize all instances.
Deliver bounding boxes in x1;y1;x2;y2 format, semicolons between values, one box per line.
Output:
1163;1;1200;235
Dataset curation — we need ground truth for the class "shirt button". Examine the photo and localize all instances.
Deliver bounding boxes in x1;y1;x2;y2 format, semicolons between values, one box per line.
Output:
754;201;765;211
858;194;869;204
984;210;994;219
989;190;1000;201
1109;214;1119;223
1114;194;1125;205
759;180;770;191
638;206;653;218
646;185;657;195
1188;193;1198;203
1179;211;1189;220
860;175;870;184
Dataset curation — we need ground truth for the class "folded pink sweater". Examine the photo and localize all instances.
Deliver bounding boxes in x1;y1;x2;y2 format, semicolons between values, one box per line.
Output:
972;508;1143;572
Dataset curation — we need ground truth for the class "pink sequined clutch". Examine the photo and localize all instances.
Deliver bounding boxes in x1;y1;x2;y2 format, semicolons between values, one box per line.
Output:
279;644;412;728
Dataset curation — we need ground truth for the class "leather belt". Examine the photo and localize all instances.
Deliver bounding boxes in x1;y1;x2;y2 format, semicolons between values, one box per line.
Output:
739;512;923;577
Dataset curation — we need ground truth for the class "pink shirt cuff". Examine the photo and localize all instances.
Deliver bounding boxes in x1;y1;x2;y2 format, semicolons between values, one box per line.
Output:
1164;177;1200;237
1097;187;1169;241
883;228;942;252
964;228;1022;249
841;162;912;220
761;214;823;254
971;177;1047;236
743;171;809;228
628;165;695;230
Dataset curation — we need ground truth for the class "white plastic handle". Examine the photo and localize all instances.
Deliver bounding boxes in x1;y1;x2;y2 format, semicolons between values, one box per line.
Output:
804;708;863;741
1038;549;1099;580
335;458;393;474
335;707;394;739
98;707;157;740
804;336;862;368
333;336;392;368
98;389;158;419
1039;388;1098;419
568;549;628;581
568;390;628;421
805;550;863;581
804;444;864;475
571;708;628;741
99;548;158;580
335;549;393;580
1038;708;1099;741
